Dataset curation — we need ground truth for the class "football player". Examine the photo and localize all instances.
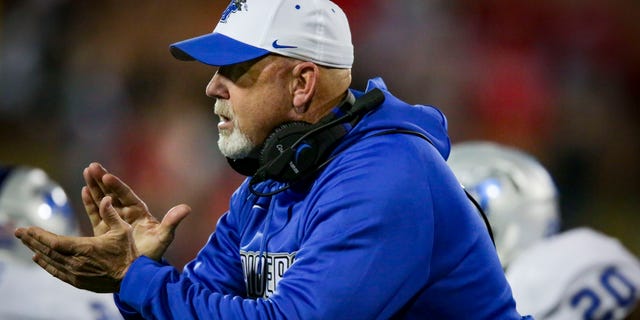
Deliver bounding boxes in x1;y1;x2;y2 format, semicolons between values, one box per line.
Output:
448;141;640;320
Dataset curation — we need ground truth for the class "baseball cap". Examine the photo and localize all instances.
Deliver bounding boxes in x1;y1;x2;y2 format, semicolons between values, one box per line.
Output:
169;0;353;68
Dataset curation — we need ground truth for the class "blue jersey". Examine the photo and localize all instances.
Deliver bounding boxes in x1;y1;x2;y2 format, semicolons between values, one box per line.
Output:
114;78;527;319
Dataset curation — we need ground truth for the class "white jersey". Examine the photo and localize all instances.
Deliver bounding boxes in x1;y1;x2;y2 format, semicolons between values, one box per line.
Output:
506;227;640;320
0;254;123;320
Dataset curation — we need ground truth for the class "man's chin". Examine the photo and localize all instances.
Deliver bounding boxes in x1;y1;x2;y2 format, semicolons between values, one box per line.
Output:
218;138;255;160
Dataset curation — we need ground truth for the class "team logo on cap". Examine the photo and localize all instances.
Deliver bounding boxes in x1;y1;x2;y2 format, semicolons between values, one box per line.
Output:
272;40;298;49
221;0;247;23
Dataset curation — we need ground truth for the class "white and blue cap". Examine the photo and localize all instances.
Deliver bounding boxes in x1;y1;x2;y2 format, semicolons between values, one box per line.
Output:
170;0;353;68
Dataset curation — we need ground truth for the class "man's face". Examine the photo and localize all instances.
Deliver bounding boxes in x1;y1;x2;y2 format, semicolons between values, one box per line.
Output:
207;55;296;159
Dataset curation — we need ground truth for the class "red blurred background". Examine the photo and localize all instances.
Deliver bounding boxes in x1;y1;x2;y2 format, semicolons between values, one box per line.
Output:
1;0;638;269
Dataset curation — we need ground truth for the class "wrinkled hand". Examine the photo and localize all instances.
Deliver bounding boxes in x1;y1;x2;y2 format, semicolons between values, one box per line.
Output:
14;162;191;293
81;162;191;260
15;196;138;292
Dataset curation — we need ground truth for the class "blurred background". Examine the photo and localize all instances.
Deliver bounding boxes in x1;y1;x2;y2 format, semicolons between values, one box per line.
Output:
1;0;638;269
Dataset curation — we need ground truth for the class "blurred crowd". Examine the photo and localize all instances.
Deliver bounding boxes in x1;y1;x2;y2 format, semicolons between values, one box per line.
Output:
1;0;638;269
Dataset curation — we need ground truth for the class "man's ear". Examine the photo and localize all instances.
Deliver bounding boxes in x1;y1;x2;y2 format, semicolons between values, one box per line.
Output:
290;62;318;113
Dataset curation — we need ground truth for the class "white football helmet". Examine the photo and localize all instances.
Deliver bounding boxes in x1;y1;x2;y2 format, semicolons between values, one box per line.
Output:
0;166;79;263
447;141;560;268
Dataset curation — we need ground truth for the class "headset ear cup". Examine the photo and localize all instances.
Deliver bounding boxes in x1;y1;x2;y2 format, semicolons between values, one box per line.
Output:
259;121;318;182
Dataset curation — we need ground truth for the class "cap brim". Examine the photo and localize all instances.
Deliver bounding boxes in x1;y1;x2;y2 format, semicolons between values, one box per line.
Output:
169;33;270;67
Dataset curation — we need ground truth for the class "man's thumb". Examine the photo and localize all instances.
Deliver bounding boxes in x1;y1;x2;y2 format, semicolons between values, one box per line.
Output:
100;196;125;228
161;204;191;233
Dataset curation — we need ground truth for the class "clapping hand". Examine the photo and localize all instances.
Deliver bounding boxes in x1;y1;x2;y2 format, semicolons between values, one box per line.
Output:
14;162;191;293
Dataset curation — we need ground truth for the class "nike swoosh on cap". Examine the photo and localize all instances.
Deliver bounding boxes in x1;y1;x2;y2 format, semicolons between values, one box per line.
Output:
272;40;298;49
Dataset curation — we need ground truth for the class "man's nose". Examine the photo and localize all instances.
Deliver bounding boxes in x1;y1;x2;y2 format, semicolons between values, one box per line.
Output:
205;72;229;99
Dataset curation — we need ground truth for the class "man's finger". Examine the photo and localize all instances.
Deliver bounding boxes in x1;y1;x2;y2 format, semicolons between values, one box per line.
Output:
14;227;89;286
16;226;78;257
33;253;75;284
15;226;58;255
101;173;144;208
82;186;102;229
83;164;107;205
85;162;126;208
33;251;74;279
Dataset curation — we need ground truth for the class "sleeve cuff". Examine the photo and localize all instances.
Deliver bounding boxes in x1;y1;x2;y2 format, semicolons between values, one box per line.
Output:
117;256;171;314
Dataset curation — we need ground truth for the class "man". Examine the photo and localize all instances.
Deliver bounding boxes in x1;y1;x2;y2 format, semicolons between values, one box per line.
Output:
15;1;528;318
0;165;122;319
448;141;640;319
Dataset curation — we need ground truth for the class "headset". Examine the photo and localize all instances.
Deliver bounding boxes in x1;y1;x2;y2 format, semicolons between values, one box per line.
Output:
227;88;385;195
226;88;495;245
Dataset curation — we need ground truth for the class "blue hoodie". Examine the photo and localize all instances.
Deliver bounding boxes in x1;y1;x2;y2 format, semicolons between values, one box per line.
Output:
115;78;527;319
